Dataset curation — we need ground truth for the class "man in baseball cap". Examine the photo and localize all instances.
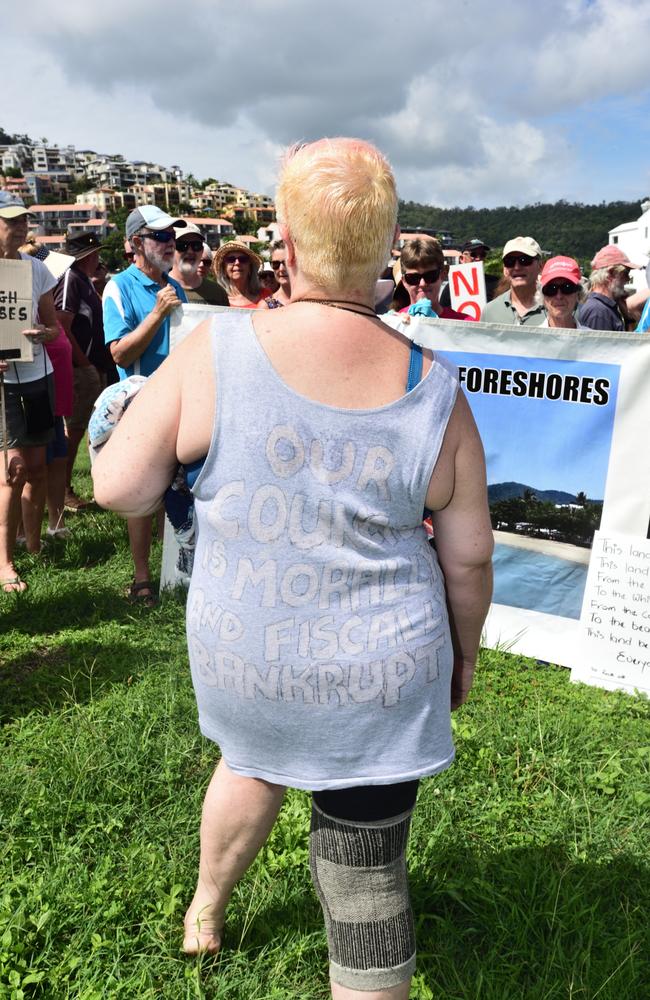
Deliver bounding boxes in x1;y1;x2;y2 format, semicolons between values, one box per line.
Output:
578;244;642;331
481;236;546;326
169;221;228;306
0;190;30;218
102;208;188;605
439;237;499;308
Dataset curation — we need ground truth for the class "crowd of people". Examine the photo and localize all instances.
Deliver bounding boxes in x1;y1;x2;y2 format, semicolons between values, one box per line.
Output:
1;138;649;997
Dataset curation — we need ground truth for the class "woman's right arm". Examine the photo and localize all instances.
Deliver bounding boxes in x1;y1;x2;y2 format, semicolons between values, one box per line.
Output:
428;393;494;709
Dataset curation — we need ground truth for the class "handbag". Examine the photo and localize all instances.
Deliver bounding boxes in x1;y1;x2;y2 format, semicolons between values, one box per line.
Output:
13;351;55;435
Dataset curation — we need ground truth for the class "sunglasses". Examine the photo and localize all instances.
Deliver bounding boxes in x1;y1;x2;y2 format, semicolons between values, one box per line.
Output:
139;230;176;243
503;254;535;268
200;258;211;266
176;240;203;253
224;254;250;265
403;268;441;286
270;259;285;270
466;250;487;260
543;281;579;297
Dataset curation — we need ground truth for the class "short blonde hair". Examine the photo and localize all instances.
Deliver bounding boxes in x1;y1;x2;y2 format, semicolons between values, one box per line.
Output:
275;137;397;294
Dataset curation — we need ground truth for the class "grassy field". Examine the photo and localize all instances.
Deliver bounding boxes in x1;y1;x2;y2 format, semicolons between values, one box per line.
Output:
1;461;649;999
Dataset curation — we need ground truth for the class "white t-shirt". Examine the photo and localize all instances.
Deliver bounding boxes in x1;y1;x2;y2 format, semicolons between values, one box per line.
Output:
4;253;57;384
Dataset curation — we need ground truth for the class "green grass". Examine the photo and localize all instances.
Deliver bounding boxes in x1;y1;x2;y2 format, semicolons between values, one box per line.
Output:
1;458;648;999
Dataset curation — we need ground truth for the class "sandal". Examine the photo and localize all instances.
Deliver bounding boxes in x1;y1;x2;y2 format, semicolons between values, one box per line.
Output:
127;580;158;607
1;576;28;594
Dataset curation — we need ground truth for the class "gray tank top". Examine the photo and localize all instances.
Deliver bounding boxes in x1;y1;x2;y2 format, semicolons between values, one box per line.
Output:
187;312;459;790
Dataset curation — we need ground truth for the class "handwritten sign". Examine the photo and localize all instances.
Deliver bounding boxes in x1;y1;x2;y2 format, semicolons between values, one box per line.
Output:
572;530;650;695
0;258;32;360
447;261;487;320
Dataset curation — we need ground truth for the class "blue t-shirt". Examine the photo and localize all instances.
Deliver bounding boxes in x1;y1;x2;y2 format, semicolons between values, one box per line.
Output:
636;298;650;333
103;264;187;379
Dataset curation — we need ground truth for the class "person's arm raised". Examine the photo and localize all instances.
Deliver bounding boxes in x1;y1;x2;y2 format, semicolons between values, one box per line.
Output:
427;392;494;709
92;318;215;517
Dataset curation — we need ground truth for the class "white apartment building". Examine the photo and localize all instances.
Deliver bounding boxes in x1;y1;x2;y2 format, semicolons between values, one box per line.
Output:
608;200;650;290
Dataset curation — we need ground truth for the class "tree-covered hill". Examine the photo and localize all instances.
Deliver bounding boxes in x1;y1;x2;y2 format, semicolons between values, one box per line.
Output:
398;198;645;260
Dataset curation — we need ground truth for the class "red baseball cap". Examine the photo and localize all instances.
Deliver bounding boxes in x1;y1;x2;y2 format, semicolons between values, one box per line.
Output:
590;245;642;270
540;256;581;287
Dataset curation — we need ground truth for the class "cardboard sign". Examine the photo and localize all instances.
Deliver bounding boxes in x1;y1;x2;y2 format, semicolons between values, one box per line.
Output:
447;261;487;320
571;531;650;695
0;257;33;360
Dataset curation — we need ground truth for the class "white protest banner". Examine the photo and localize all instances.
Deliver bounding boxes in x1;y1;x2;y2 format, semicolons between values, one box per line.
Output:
447;261;487;320
382;313;650;668
161;303;232;590
0;257;33;361
572;531;650;695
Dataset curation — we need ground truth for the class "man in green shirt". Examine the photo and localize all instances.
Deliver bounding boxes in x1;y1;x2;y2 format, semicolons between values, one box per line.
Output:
481;236;546;326
169;222;229;306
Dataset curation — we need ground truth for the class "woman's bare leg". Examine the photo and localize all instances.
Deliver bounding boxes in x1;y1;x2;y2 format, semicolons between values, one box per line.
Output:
183;758;285;954
21;446;47;554
46;455;67;531
0;450;27;589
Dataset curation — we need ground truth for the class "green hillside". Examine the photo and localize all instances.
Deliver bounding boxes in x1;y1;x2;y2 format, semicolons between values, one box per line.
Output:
398;198;645;261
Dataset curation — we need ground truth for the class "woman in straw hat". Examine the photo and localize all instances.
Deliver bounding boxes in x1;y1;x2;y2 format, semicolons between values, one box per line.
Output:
211;241;270;308
93;138;493;999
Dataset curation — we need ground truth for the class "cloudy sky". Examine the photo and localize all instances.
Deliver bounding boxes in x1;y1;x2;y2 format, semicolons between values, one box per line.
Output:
4;0;650;209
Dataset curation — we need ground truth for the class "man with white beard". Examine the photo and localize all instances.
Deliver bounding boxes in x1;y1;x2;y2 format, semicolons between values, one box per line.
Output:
578;245;642;331
169;222;228;306
103;205;188;605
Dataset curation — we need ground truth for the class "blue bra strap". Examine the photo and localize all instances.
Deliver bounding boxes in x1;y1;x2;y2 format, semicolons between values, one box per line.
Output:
406;341;423;391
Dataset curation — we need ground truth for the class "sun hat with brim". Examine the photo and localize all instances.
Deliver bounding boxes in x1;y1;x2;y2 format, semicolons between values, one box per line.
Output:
540;256;582;288
502;236;542;259
590;245;642;270
125;205;184;240
64;230;105;261
0;191;29;219
212;241;263;270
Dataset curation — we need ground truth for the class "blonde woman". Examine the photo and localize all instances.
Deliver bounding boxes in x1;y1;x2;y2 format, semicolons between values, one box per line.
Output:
93;139;493;1000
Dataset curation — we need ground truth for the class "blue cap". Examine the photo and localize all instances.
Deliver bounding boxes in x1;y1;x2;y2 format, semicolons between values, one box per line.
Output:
125;205;184;239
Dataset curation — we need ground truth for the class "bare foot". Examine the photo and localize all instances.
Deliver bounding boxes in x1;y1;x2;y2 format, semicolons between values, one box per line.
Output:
183;893;224;955
1;567;27;594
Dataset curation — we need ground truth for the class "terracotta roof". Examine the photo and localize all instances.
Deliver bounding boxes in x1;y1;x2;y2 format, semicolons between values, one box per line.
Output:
26;234;65;244
182;216;233;226
29;203;96;212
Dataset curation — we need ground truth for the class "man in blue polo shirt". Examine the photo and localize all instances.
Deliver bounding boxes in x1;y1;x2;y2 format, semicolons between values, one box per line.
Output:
103;205;187;604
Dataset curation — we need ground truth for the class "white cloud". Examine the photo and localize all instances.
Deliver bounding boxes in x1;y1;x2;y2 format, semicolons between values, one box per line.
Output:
3;0;649;207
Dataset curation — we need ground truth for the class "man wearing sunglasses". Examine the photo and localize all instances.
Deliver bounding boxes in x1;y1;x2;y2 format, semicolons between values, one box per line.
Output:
169;222;228;306
481;236;546;326
440;238;500;309
103;205;188;606
577;245;642;332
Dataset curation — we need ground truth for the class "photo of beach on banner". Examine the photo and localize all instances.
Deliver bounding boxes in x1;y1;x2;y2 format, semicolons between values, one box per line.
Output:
444;350;620;620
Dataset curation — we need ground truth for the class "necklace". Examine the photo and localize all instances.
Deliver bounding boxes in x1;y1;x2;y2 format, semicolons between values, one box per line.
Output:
292;297;377;317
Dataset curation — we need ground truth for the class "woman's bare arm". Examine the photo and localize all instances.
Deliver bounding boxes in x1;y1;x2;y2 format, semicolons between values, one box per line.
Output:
92;319;214;517
428;393;494;709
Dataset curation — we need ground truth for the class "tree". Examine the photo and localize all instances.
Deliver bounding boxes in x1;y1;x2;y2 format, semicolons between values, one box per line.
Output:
575;491;588;506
